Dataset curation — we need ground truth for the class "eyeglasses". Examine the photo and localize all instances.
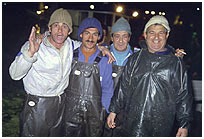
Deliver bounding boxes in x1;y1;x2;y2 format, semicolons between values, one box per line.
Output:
113;34;129;41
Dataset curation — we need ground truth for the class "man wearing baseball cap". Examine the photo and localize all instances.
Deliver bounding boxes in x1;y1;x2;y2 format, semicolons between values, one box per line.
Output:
107;15;193;137
63;17;114;137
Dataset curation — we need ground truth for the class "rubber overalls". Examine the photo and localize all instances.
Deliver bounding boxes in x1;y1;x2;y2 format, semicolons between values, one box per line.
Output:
103;64;125;137
64;49;106;137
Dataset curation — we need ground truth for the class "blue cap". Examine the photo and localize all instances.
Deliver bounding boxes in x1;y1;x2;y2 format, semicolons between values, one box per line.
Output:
111;17;132;35
77;17;103;41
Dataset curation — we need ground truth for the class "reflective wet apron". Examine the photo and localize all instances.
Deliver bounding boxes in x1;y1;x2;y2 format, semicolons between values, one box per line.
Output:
112;64;125;90
103;64;125;137
20;93;65;137
64;49;105;137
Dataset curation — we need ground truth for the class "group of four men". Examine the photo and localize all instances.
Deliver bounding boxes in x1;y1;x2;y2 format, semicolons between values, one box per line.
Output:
9;8;192;137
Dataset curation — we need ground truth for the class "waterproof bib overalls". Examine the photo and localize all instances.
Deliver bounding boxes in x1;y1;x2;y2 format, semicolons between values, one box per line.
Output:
103;64;125;137
20;93;65;137
64;48;105;137
112;64;125;89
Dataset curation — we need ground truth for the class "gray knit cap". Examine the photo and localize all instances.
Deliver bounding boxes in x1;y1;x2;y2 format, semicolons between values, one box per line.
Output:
111;17;132;35
144;15;170;33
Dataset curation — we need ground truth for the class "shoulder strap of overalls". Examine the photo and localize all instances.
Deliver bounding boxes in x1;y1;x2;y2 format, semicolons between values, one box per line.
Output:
94;51;102;64
72;40;74;51
72;40;79;61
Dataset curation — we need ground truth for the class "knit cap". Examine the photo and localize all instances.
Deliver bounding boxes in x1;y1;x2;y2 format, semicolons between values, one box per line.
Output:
77;17;103;41
111;17;132;35
48;8;73;33
144;15;170;33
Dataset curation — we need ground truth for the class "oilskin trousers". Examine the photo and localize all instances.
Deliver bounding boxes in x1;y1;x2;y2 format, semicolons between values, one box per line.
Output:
103;64;125;137
64;52;105;137
20;93;65;137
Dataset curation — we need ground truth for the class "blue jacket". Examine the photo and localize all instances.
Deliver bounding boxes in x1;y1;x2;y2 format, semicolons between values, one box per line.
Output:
77;46;114;112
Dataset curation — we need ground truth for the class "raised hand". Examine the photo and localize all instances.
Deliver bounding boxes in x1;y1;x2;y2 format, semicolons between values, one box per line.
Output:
28;26;44;57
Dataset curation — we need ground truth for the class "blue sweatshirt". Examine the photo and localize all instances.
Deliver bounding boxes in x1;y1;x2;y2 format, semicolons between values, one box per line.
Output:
77;46;114;113
110;43;135;66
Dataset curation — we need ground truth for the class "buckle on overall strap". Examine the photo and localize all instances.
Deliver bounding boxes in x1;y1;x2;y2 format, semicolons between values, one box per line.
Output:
94;52;102;64
73;48;79;61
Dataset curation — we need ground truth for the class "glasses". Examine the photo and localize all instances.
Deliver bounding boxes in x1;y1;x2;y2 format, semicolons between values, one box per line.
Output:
113;34;129;41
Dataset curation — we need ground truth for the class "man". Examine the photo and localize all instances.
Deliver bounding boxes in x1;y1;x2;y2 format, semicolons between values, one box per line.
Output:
110;17;139;89
63;17;114;137
9;8;79;137
104;17;185;137
103;17;138;137
110;17;183;89
107;15;193;137
9;8;113;137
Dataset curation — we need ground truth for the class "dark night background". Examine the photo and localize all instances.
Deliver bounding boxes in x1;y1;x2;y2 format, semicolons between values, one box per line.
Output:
2;2;202;137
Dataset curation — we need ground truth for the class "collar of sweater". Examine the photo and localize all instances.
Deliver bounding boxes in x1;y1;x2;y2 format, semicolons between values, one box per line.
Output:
110;43;131;66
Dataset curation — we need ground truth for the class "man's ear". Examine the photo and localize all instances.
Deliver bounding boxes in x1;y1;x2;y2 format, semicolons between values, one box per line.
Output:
111;36;113;42
143;32;147;39
80;34;82;39
97;36;101;41
48;26;51;32
68;28;72;35
166;32;170;39
128;35;131;42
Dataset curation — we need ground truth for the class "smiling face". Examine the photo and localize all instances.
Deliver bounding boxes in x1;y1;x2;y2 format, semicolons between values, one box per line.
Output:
48;22;71;49
144;24;169;53
111;31;130;52
80;28;100;51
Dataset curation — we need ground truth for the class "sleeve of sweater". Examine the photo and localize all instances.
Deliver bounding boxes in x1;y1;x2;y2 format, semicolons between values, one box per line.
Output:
9;41;38;80
99;57;114;113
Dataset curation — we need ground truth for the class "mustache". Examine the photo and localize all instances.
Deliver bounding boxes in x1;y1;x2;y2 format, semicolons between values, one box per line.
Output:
85;40;94;43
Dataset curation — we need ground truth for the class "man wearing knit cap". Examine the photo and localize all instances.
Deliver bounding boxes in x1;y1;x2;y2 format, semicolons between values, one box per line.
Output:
9;7;114;137
104;17;183;137
107;15;193;137
9;8;84;137
63;17;114;137
110;17;140;88
102;17;139;137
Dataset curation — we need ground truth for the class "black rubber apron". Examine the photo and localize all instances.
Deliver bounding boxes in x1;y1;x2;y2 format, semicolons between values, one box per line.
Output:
64;49;105;137
103;64;125;137
20;93;66;137
112;64;125;89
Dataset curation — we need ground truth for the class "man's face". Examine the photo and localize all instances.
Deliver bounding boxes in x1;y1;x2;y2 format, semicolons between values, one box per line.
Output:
111;31;130;52
80;28;100;50
49;22;70;47
144;24;169;53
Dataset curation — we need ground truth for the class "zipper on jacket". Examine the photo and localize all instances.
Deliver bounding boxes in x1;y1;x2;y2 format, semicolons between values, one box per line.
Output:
178;58;183;90
58;95;61;104
121;53;131;66
111;51;131;66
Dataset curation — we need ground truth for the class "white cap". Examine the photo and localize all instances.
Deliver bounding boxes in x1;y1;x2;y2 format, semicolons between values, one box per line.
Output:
144;15;170;33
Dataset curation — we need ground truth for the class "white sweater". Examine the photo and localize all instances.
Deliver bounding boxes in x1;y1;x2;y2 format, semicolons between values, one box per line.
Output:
9;36;81;97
